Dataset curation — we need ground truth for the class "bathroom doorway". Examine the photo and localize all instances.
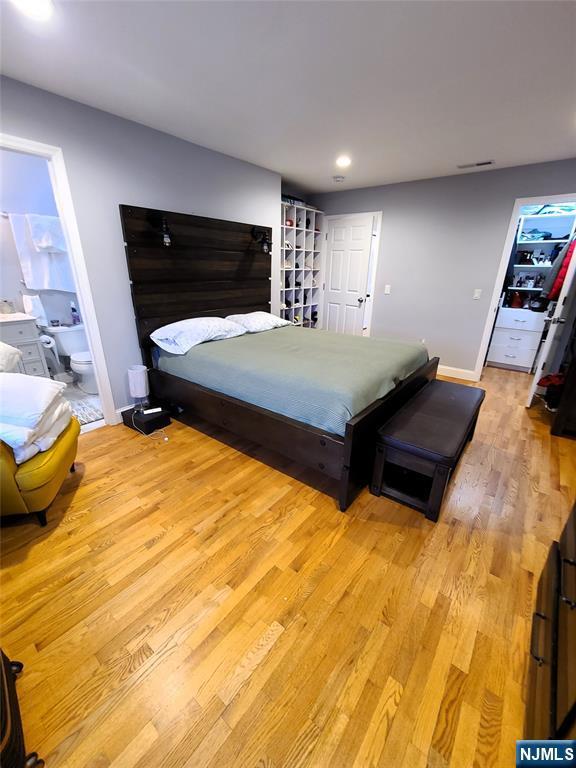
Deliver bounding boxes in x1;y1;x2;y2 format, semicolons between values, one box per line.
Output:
0;135;115;428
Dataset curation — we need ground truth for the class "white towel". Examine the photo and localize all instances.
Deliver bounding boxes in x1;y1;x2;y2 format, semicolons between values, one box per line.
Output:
8;214;75;292
22;294;48;327
26;214;67;253
0;372;66;428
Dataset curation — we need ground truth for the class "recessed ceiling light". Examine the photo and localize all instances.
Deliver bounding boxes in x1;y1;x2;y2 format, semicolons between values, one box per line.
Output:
336;155;351;169
9;0;54;21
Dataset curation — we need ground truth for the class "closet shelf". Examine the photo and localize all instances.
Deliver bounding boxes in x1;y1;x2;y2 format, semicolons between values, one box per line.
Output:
513;264;552;269
282;226;317;235
517;239;569;245
506;286;543;291
521;212;576;219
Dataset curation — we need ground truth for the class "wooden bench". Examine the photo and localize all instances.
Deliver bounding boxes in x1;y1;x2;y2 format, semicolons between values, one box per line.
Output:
370;380;485;521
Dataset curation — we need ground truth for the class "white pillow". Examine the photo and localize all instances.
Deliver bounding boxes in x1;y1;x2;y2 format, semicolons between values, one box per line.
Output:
0;341;22;372
150;317;246;355
226;312;290;334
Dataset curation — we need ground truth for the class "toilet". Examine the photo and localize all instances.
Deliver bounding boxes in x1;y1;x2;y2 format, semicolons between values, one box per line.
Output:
70;350;98;394
42;324;98;395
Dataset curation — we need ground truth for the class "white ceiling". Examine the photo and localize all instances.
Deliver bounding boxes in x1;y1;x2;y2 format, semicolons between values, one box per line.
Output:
1;1;575;192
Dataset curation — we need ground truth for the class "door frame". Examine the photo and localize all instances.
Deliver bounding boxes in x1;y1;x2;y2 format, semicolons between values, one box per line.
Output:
474;192;576;382
324;211;382;336
526;239;576;407
0;132;117;427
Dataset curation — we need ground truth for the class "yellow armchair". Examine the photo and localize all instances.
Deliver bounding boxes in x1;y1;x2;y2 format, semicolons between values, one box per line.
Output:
0;418;80;526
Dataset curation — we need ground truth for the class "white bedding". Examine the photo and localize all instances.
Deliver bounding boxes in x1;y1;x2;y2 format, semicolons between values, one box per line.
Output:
0;373;66;428
0;374;72;463
0;342;22;373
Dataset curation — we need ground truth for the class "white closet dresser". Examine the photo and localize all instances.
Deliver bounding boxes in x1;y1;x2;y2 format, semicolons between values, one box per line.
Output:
487;307;546;372
0;313;50;377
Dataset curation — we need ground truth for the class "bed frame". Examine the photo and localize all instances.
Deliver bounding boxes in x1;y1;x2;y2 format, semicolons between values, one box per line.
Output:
120;204;438;510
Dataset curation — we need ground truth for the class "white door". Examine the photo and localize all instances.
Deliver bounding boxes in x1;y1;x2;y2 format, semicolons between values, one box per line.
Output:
324;214;374;335
527;240;576;406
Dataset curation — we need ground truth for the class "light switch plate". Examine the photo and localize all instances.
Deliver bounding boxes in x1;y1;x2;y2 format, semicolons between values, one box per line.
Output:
473;288;482;300
384;284;391;295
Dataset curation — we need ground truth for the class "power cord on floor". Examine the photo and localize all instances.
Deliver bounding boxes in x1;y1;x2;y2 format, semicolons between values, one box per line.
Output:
131;410;169;442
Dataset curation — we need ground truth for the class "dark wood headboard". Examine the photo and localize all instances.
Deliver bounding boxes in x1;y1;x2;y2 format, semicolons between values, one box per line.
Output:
120;205;272;364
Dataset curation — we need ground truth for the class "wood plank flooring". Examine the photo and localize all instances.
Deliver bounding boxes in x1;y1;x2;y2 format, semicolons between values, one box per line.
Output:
1;367;575;767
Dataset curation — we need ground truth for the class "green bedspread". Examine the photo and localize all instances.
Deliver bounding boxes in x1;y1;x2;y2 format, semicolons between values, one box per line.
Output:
156;325;428;437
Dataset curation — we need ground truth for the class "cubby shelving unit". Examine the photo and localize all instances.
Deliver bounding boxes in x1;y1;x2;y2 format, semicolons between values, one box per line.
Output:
280;201;324;328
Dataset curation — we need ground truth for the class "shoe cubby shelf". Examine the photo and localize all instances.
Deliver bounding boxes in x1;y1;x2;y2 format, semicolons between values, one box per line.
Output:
280;202;324;328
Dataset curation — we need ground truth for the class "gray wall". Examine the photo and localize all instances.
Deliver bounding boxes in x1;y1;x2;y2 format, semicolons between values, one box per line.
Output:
0;149;58;214
0;148;79;322
0;77;281;409
312;160;576;372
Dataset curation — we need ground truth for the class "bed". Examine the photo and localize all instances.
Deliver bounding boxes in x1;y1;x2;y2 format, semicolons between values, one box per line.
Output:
156;325;429;437
120;204;438;510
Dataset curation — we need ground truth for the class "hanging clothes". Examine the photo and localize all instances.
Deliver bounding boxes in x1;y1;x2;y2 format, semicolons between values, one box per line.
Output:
548;239;575;302
540;239;570;299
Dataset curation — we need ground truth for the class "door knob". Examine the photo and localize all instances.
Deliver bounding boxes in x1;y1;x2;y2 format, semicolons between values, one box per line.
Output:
358;297;364;304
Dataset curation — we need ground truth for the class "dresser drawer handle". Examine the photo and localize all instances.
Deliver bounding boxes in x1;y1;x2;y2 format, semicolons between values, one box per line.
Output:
560;559;576;610
509;337;522;341
504;354;517;358
530;611;546;666
513;319;527;323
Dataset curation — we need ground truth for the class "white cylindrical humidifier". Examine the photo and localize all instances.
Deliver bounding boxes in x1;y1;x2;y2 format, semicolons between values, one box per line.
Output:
128;365;149;411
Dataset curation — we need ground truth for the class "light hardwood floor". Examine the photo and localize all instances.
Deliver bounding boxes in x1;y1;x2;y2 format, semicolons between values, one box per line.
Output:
1;367;575;767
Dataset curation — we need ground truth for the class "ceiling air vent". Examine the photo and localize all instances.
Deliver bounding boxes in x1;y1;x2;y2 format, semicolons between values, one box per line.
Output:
457;160;495;170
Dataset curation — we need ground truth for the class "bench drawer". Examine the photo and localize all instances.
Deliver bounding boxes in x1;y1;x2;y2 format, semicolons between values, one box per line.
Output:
371;380;485;522
495;308;546;332
487;345;537;368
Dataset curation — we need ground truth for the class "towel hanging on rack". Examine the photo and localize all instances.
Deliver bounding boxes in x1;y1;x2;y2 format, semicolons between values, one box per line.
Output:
8;214;75;292
22;294;48;327
25;214;67;253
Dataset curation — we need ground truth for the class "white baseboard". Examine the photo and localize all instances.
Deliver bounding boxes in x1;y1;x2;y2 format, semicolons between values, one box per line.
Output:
114;404;132;422
437;365;479;382
80;418;107;434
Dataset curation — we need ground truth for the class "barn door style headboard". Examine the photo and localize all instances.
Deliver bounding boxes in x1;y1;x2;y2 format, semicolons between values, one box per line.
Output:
119;205;272;364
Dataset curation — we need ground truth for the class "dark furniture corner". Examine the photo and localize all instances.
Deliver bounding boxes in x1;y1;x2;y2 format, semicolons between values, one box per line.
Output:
552;337;576;438
370;380;485;521
525;502;576;740
121;407;171;435
1;652;44;768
